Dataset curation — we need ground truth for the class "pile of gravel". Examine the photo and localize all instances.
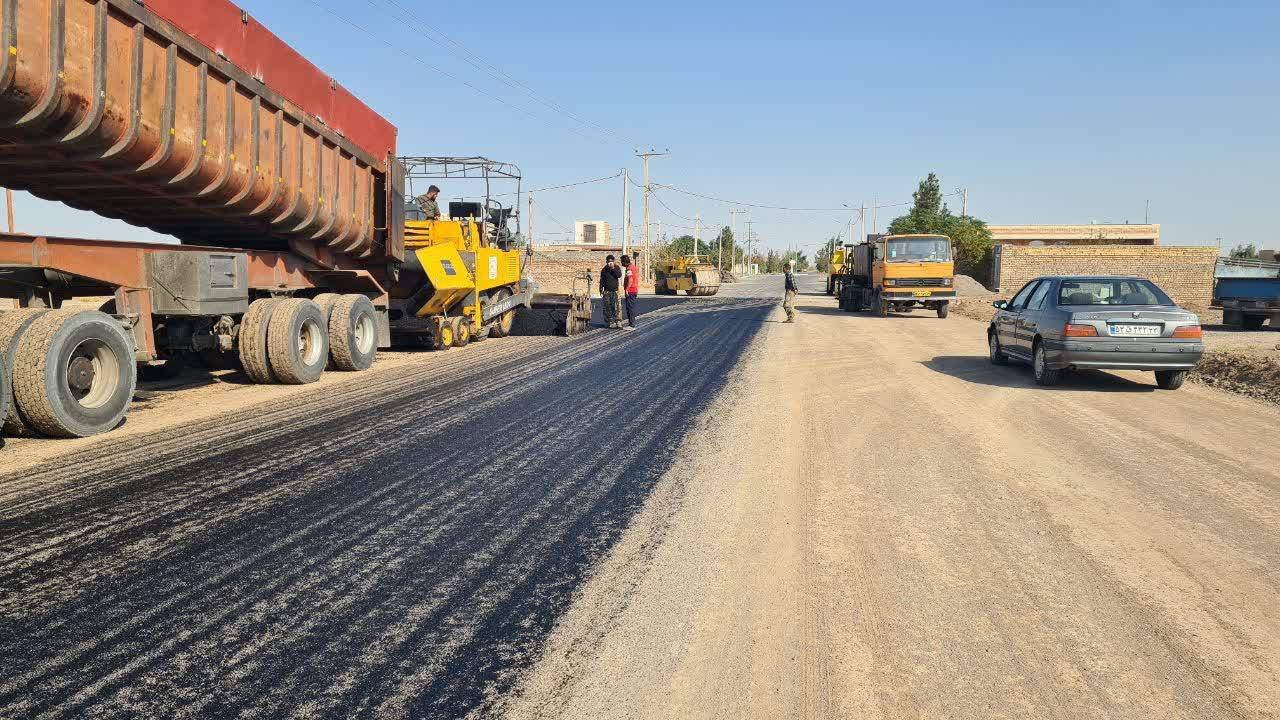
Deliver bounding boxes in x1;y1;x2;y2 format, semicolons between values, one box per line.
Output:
1191;349;1280;405
954;274;992;296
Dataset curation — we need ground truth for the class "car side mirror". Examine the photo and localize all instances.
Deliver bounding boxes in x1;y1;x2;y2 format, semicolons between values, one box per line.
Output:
993;300;1009;310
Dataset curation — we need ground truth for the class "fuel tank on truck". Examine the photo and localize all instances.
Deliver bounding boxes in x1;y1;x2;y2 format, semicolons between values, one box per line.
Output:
0;0;404;264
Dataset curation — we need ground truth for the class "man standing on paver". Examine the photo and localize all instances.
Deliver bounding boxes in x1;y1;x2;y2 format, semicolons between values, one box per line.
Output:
621;254;639;331
417;185;442;220
782;260;798;322
600;254;623;329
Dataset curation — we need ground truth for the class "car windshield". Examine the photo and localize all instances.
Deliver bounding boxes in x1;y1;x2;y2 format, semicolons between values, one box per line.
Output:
1058;279;1174;306
886;237;950;263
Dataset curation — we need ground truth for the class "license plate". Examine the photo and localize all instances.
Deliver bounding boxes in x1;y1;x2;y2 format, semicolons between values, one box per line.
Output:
1109;324;1161;337
912;290;931;297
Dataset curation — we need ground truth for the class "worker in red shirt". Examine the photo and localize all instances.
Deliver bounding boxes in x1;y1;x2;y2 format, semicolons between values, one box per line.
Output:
621;254;640;331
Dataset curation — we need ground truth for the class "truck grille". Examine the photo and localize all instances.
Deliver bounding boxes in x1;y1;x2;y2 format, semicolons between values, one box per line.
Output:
887;278;951;287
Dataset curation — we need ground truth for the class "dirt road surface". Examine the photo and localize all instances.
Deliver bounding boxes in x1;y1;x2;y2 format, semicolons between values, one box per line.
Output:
3;275;1278;718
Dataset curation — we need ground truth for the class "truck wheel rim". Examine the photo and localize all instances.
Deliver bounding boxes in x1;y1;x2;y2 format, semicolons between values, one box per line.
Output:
67;339;120;409
299;319;324;365
355;314;376;354
1034;348;1044;377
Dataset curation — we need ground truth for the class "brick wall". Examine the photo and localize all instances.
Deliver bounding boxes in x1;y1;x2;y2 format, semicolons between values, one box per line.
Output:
527;249;652;294
995;245;1218;310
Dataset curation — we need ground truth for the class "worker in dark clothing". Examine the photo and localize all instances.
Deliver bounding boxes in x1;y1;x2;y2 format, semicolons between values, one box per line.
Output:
600;254;623;329
783;260;798;322
621;254;639;331
417;185;442;220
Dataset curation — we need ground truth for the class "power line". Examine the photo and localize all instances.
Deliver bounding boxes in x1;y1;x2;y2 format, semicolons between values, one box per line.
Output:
301;0;615;147
370;0;635;147
651;182;964;213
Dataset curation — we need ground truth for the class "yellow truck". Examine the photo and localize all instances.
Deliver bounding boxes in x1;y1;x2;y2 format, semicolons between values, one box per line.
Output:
655;256;722;296
837;234;956;317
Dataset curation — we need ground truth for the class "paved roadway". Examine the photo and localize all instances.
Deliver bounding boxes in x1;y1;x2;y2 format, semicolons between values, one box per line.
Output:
0;284;774;718
4;273;1278;719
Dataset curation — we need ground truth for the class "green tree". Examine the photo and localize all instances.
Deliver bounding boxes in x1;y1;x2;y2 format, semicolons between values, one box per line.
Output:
1230;243;1258;259
661;234;713;260
815;238;838;272
710;226;739;269
887;172;994;282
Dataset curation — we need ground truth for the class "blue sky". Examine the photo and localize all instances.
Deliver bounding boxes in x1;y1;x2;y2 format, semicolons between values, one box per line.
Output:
13;0;1279;255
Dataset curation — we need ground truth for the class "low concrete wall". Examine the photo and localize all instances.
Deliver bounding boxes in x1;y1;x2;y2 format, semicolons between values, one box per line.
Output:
994;245;1218;310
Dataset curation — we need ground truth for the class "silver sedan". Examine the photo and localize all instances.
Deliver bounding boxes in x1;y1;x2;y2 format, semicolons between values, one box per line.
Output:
987;276;1204;388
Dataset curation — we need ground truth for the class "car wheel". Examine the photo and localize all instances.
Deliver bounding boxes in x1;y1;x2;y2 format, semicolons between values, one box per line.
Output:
1033;342;1061;386
1155;369;1187;390
988;331;1008;365
937;302;950;319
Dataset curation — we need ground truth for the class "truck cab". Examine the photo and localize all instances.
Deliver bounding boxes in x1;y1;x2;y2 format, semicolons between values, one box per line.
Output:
838;234;956;317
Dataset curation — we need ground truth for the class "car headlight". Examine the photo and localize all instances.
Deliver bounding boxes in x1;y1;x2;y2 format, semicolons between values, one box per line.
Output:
884;279;898;287
940;278;953;286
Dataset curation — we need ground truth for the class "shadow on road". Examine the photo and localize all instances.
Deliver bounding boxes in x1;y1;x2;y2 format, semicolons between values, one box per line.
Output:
921;355;1159;392
798;305;941;320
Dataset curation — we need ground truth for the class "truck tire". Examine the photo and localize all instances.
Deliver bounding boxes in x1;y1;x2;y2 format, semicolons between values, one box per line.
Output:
937;302;950;319
450;316;472;347
874;292;888;317
1155;369;1187;390
1242;315;1266;331
328;294;378;371
0;343;8;428
432;320;454;350
267;298;329;384
1;309;52;436
12;310;137;438
488;289;515;338
239;298;280;384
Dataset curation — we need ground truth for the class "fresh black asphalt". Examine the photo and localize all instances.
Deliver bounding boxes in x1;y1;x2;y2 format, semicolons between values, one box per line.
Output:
0;291;776;719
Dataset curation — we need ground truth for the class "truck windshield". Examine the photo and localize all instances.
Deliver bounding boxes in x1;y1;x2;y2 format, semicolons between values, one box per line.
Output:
1058;279;1174;306
887;238;951;262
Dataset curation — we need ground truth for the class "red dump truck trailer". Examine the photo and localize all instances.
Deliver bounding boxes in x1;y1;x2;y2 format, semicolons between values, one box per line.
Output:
0;0;569;439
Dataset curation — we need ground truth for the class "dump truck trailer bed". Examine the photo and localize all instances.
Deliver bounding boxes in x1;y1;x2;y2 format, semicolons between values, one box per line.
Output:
0;0;403;264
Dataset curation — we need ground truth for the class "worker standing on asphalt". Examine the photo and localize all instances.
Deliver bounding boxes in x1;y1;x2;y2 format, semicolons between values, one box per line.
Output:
417;185;442;220
783;260;798;323
621;254;639;331
600;254;623;329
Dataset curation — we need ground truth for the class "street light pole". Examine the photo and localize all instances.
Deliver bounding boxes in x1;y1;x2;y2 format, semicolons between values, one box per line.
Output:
636;149;669;282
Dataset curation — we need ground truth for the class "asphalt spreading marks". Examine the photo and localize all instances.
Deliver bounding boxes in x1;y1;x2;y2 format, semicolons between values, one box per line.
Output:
0;297;773;719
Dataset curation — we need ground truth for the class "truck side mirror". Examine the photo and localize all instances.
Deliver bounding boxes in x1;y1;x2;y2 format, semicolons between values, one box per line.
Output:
993;300;1009;310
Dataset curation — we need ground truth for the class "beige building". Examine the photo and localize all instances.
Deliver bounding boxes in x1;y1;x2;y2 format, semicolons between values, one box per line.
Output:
574;220;612;246
988;224;1160;246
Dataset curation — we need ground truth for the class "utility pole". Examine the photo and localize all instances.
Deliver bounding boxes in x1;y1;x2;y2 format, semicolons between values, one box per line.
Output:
1145;199;1150;224
636;149;669;282
859;203;865;245
744;220;754;274
872;195;878;234
527;194;534;247
962;188;969;217
622;170;630;259
693;213;701;257
728;209;744;273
